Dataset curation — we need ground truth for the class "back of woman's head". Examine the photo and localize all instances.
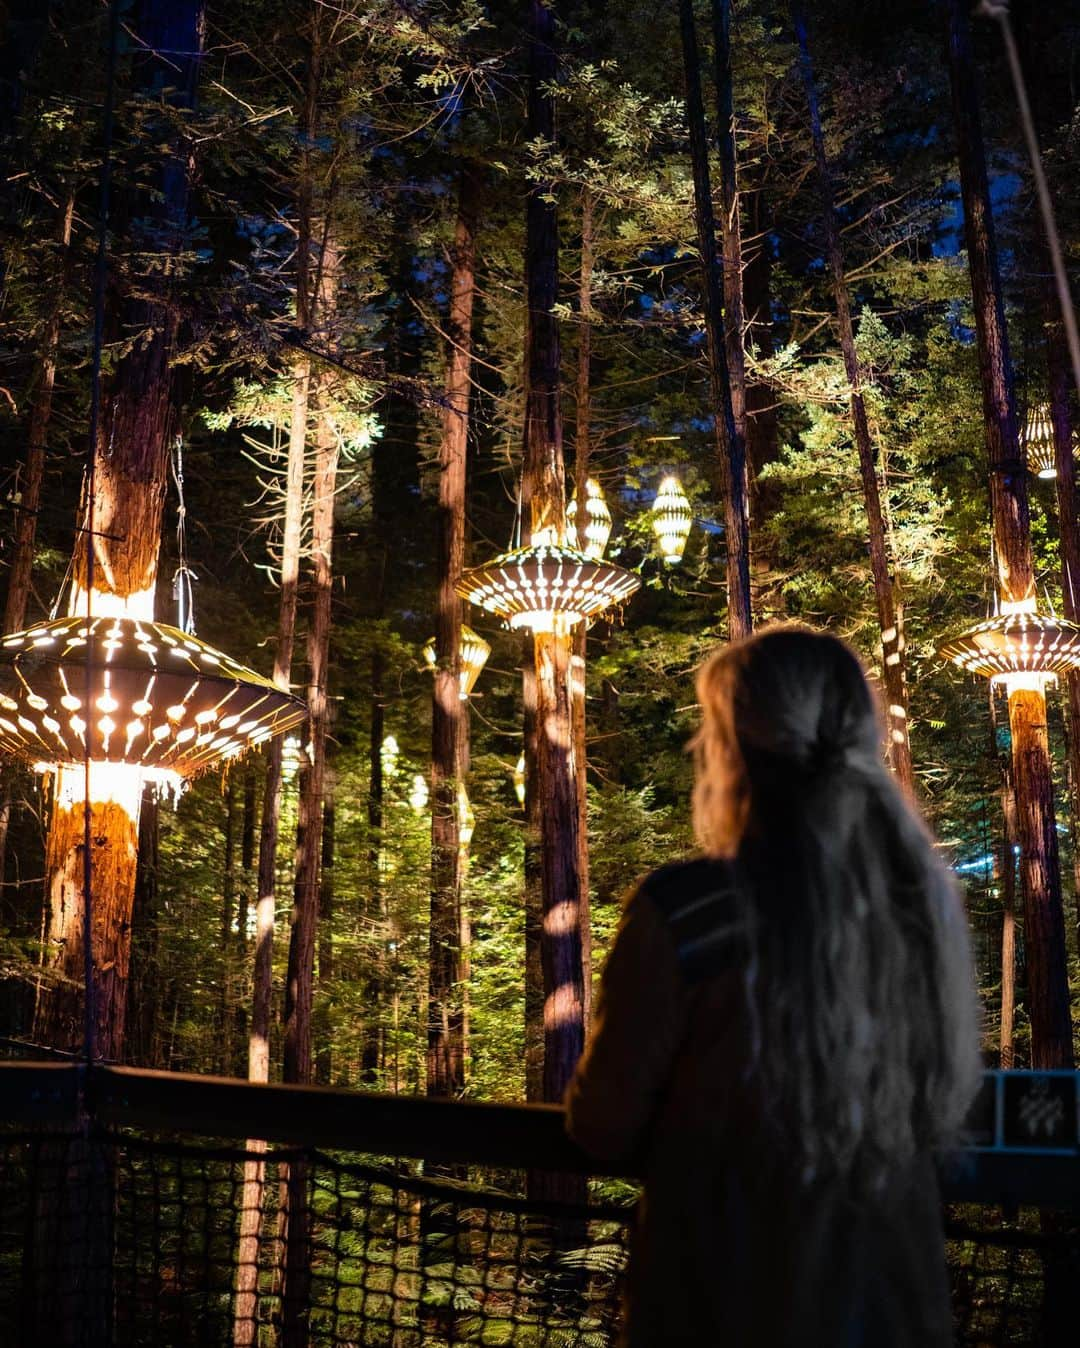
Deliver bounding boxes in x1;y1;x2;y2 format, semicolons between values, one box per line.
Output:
692;625;981;1189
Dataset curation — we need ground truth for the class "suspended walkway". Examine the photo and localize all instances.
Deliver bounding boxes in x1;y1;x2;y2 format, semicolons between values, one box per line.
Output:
0;1061;1077;1345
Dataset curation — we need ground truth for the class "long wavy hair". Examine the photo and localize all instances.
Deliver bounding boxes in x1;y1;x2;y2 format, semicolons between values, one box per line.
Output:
692;625;982;1188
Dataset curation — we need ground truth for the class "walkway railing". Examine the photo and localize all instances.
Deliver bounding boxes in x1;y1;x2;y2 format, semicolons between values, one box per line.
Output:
0;1062;1077;1345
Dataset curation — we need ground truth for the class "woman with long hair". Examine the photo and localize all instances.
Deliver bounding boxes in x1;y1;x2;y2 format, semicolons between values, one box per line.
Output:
566;625;982;1347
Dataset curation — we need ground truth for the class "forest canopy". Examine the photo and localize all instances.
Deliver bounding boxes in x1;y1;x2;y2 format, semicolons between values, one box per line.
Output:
0;0;1079;1097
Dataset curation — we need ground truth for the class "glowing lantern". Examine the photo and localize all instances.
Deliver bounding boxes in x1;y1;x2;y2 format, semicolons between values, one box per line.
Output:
567;478;613;560
514;753;526;807
0;615;306;808
409;773;429;813
651;475;693;564
457;783;475;849
422;625;491;700
456;540;639;634
1023;404;1058;479
282;735;304;782
381;734;400;780
937;600;1080;693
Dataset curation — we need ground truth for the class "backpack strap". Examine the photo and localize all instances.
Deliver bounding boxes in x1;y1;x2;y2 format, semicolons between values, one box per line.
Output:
641;857;743;983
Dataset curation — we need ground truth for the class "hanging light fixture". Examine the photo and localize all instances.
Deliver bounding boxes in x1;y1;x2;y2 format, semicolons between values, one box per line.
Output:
566;478;613;560
409;773;429;813
0;615;306;808
513;753;526;807
380;734;400;780
937;600;1080;693
457;537;639;634
1023;404;1058;479
422;624;491;700
651;475;693;564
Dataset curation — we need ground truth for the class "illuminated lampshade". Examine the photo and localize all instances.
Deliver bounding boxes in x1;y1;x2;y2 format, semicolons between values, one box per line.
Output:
381;735;399;780
422;625;492;700
937;604;1080;692
513;753;526;807
456;542;639;634
567;479;613;560
0;615;306;784
1023;405;1058;479
409;773;429;813
651;475;693;564
457;783;475;848
282;735;303;782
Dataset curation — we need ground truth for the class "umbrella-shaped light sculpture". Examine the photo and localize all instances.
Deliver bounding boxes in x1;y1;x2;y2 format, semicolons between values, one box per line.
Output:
0;614;306;812
937;601;1080;694
456;539;639;635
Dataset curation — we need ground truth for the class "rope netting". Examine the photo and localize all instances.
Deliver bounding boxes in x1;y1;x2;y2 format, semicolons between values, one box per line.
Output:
0;1130;632;1347
0;1128;1077;1346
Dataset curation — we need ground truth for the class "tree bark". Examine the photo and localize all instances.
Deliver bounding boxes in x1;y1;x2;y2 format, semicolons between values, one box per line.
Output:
572;186;595;1026
1046;287;1080;948
945;0;1072;1069
522;644;544;1103
234;44;317;1325
524;0;588;1107
33;0;206;1057
711;0;746;443
427;172;476;1100
791;1;913;793
284;274;341;1086
315;769;335;1085
677;0;752;639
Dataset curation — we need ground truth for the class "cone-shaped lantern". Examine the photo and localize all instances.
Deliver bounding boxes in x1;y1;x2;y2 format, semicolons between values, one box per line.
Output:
567;478;613;560
422;624;491;700
1023;404;1058;479
457;538;639;634
651;475;693;564
0;615;306;801
937;601;1080;693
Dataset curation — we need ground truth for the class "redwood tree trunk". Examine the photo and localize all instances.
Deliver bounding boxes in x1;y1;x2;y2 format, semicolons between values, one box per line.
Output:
33;0;206;1058
427;173;476;1100
572;186;595;1026
1047;284;1080;947
711;0;746;442
524;0;587;1106
946;0;1072;1069
792;2;913;793
677;0;752;639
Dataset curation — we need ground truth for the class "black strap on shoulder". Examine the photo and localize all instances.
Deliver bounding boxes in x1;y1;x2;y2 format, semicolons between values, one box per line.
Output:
641;857;744;983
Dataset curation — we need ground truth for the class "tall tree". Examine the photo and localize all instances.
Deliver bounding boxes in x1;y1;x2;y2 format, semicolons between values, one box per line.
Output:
677;0;752;639
427;170;476;1100
523;0;587;1104
945;0;1072;1069
33;0;206;1059
791;2;913;793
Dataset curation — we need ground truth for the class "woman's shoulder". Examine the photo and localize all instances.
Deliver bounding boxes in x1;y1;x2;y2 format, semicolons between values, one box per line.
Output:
634;856;743;982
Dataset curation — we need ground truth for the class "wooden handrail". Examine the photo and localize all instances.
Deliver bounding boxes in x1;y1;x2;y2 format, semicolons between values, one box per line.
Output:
0;1062;1077;1209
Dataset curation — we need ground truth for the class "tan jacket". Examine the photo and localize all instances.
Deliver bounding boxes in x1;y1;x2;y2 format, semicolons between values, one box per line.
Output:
565;858;954;1348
